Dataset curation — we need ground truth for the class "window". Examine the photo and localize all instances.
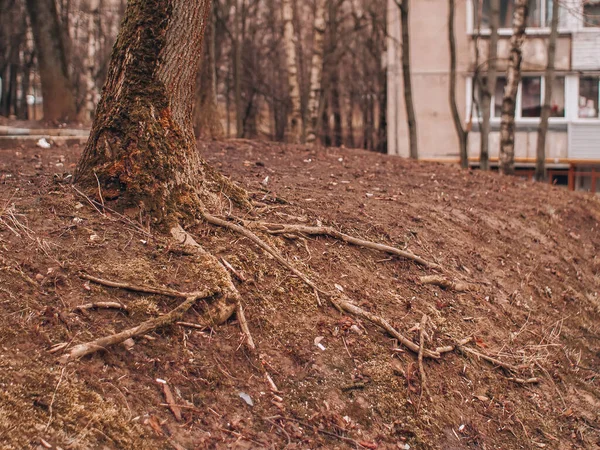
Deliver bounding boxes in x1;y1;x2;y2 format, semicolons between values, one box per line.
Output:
550;76;565;118
479;0;555;29
474;75;566;120
521;77;542;117
583;1;600;27
494;77;507;116
579;76;599;118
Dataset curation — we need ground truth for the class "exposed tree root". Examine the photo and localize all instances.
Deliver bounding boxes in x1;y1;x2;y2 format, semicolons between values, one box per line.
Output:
79;273;208;299
60;288;218;362
248;221;441;270
199;210;444;359
420;275;474;292
332;296;441;359
200;210;329;297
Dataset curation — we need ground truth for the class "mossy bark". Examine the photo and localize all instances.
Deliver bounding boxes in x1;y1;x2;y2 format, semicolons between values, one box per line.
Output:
75;0;245;227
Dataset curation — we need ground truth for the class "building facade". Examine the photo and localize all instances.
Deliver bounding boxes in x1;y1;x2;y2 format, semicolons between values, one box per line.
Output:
387;0;600;191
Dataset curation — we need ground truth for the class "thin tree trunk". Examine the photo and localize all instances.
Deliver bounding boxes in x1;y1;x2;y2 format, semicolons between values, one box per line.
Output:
75;0;241;225
448;0;468;169
234;0;243;138
26;0;77;122
306;0;327;144
480;0;500;171
398;0;418;159
499;0;528;176
194;5;224;140
282;0;303;143
535;0;559;182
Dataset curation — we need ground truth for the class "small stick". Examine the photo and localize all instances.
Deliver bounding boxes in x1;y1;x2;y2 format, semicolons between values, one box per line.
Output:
436;336;474;354
75;302;128;312
250;221;441;270
176;321;208;331
161;383;182;421
236;301;256;351
221;258;247;282
420;275;473;292
93;171;105;209
506;377;540;385
417;314;430;405
458;346;520;373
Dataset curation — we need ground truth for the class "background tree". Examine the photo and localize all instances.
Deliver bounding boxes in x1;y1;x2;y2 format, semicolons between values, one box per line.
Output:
479;0;500;171
448;0;468;168
395;0;418;159
535;0;559;181
305;0;327;144
194;3;224;140
499;0;528;175
282;0;303;143
25;0;77;122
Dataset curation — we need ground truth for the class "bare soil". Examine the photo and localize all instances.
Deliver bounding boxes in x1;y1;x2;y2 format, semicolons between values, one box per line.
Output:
0;137;599;449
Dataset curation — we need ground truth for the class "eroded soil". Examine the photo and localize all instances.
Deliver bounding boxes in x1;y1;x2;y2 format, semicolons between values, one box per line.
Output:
0;138;599;449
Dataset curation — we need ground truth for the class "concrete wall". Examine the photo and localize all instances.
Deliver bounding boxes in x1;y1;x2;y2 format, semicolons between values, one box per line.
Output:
387;0;471;160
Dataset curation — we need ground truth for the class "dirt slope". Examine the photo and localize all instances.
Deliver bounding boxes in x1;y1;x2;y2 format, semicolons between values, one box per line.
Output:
0;138;599;449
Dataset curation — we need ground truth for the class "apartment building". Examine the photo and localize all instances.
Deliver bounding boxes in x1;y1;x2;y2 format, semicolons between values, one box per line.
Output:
387;0;600;191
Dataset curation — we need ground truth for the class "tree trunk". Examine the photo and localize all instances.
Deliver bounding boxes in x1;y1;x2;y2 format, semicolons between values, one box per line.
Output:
234;0;243;138
26;0;77;122
499;0;528;176
306;0;327;144
398;0;418;159
448;0;468;169
480;0;500;171
282;0;303;143
194;4;224;140
535;0;559;182
75;0;243;226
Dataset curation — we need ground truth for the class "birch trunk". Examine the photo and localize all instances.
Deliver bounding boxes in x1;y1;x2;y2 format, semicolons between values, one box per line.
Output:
535;0;559;181
75;0;242;226
448;0;468;168
480;0;500;171
282;0;303;143
306;0;327;144
398;0;418;159
499;0;528;175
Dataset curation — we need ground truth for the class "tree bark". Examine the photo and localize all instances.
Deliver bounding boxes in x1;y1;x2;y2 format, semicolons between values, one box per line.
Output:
282;0;303;143
26;0;77;122
448;0;468;169
194;4;224;140
75;0;243;226
535;0;559;182
398;0;418;159
499;0;528;176
306;0;327;144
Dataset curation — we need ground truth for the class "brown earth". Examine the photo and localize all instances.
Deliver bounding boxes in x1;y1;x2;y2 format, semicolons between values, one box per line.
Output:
0;137;599;449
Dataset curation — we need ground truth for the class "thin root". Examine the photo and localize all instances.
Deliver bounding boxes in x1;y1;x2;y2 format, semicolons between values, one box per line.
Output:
249;221;441;270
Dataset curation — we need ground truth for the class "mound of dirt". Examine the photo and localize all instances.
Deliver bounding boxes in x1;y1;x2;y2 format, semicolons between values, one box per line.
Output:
0;138;599;449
